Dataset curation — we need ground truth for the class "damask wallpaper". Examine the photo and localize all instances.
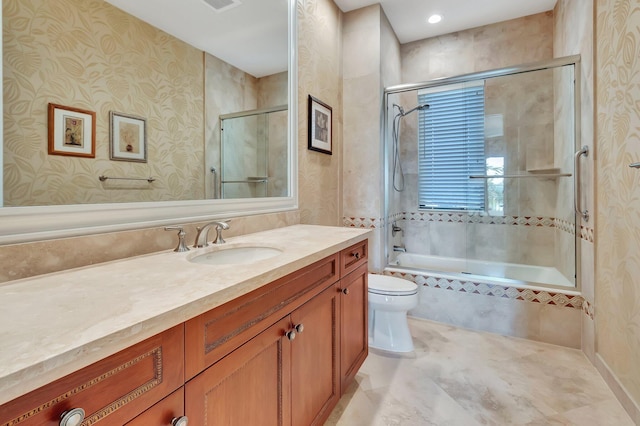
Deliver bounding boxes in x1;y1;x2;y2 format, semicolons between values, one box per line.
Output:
3;0;205;206
595;0;640;411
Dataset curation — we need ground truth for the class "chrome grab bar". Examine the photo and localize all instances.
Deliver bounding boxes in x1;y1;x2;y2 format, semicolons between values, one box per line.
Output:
98;175;155;183
469;173;571;179
574;146;589;222
630;162;640;169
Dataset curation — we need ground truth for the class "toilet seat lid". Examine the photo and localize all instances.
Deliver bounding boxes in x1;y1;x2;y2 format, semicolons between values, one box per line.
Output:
368;274;418;296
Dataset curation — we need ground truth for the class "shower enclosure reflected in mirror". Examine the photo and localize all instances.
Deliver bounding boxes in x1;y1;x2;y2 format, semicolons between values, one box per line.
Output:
218;106;288;199
384;56;581;290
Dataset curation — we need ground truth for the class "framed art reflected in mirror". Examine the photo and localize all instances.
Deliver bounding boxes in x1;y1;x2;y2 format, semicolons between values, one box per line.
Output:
48;103;96;158
110;111;147;163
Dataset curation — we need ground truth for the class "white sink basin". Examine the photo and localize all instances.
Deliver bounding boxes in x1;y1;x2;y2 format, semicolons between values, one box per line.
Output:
189;246;283;265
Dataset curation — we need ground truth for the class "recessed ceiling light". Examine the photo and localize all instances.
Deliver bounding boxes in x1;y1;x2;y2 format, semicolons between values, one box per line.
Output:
428;14;442;24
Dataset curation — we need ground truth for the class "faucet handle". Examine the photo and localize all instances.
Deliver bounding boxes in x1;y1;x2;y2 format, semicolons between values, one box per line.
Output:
164;226;190;252
213;220;230;244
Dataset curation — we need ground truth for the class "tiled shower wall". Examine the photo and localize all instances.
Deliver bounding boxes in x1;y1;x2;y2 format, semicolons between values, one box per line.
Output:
554;0;597;366
204;54;288;199
342;5;401;271
343;9;591;347
394;65;568;269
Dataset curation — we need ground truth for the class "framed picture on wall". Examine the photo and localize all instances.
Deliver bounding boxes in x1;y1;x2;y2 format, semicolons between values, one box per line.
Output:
109;111;147;162
48;103;96;158
308;95;332;155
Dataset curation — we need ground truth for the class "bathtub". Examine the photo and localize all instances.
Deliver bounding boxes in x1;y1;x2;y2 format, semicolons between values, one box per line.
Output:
388;253;574;289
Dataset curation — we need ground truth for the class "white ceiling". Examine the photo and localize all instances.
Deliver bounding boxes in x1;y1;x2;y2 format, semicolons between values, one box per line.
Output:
105;0;288;78
335;0;557;43
105;0;556;78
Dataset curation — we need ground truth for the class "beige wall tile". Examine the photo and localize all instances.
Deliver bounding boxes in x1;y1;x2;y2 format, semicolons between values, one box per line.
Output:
411;285;581;348
0;210;300;284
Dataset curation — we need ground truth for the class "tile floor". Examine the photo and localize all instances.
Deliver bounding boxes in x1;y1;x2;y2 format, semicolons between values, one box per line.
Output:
326;318;634;425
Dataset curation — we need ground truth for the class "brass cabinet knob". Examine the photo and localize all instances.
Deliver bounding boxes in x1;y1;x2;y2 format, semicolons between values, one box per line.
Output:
60;408;85;426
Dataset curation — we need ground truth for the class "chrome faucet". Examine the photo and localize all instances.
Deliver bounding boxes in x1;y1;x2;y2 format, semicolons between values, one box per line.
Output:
193;221;230;248
391;221;403;237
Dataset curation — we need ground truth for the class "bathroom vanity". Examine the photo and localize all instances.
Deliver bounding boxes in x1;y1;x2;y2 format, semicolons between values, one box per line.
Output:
0;225;369;425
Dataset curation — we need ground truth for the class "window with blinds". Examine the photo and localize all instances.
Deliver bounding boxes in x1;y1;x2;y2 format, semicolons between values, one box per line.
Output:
417;82;486;211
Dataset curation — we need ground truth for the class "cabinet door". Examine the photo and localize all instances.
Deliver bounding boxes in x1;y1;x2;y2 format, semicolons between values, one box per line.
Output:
185;316;292;426
125;387;184;426
290;283;340;426
340;263;368;391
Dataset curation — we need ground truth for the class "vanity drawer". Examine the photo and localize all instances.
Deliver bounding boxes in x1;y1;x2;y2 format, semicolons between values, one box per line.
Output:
0;325;184;426
340;240;368;277
185;253;339;378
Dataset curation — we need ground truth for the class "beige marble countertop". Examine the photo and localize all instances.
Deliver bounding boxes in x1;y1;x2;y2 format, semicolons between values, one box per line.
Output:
0;224;371;405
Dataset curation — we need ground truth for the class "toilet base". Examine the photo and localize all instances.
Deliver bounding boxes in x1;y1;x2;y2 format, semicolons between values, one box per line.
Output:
368;309;414;353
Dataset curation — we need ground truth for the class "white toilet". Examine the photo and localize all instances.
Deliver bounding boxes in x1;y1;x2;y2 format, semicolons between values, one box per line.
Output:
368;274;419;353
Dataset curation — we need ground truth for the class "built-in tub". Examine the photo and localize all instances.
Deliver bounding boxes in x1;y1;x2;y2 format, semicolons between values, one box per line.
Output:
388;253;574;289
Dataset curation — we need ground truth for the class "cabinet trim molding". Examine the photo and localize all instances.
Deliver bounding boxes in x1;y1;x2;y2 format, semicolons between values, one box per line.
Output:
6;347;163;426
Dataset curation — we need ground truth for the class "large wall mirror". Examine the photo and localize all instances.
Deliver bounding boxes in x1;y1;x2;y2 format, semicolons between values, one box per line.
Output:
0;0;298;243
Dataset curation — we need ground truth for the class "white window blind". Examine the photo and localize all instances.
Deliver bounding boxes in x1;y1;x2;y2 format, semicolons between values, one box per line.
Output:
418;82;485;211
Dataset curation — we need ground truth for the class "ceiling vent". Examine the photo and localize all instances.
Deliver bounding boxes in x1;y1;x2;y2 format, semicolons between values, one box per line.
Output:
202;0;241;13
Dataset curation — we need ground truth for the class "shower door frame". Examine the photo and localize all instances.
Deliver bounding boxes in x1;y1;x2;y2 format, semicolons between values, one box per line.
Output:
219;104;288;199
382;54;583;290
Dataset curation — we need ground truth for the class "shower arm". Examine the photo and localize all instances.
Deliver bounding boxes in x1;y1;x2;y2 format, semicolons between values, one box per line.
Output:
574;146;589;222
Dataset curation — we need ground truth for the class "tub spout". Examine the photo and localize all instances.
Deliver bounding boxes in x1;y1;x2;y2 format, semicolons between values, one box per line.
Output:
393;245;406;253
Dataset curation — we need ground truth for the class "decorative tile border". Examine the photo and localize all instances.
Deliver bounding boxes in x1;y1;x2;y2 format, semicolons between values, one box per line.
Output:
343;217;382;229
582;299;595;319
384;270;584;310
342;213;595;242
555;218;576;235
580;226;595;243
404;211;557;227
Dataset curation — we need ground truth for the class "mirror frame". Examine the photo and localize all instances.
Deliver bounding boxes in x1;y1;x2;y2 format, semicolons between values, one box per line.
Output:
0;0;298;245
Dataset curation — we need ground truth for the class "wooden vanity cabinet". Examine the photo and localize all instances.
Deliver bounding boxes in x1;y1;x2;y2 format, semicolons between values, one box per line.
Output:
184;242;367;425
0;238;369;426
0;325;184;426
125;387;185;426
184;254;340;379
339;262;368;391
290;282;340;426
185;316;292;425
184;254;342;426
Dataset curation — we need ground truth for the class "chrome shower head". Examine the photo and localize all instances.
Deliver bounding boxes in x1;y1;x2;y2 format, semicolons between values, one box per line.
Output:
401;103;430;116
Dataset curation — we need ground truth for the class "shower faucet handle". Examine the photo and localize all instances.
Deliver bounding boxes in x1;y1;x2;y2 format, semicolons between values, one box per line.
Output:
391;221;403;237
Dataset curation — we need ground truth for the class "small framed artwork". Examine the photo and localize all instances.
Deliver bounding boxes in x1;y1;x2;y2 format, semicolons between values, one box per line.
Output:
48;103;96;158
110;111;147;162
308;95;332;155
